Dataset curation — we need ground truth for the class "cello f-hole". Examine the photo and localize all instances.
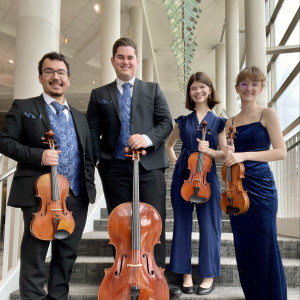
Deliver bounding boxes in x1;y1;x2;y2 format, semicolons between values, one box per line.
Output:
114;254;127;276
142;253;154;275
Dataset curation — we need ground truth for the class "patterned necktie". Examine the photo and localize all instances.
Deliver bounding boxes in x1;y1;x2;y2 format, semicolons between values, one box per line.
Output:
51;101;67;122
122;83;132;103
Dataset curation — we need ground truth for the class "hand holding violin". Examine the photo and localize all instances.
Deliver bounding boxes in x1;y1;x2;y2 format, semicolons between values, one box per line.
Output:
42;149;61;166
197;138;210;154
224;140;247;166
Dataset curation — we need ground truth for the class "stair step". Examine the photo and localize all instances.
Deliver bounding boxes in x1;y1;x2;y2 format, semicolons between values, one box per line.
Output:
9;283;300;300
78;231;300;260
100;207;230;220
41;255;299;287
94;218;232;233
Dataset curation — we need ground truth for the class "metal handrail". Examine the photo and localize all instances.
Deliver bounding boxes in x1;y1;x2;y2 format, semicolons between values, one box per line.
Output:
0;167;16;182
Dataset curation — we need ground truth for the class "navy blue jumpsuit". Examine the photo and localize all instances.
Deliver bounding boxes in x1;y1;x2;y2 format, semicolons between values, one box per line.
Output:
169;111;225;278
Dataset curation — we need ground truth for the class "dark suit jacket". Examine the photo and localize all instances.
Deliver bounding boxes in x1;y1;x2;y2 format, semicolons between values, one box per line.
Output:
87;79;173;170
0;95;96;207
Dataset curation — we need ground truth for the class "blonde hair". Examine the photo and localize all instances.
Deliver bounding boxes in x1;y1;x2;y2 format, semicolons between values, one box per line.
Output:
235;66;267;87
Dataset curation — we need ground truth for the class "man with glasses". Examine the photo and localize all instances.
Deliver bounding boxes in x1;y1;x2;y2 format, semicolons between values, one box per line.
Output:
0;52;96;300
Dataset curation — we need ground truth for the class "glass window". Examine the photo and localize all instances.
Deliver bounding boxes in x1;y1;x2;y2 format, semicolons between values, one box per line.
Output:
274;0;299;44
276;75;300;130
286;22;299;46
275;53;299;89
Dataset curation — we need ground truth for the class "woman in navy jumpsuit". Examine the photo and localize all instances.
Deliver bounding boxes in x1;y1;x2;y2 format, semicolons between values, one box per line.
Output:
166;72;226;295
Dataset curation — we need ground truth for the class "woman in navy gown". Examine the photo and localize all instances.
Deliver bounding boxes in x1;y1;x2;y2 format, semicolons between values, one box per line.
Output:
224;66;287;300
166;72;226;295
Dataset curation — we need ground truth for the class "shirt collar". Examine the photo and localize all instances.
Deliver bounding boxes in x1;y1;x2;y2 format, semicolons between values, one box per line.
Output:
116;77;135;90
42;92;70;110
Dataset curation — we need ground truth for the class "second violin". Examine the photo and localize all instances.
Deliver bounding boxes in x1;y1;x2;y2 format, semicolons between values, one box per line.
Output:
221;126;249;215
181;120;212;204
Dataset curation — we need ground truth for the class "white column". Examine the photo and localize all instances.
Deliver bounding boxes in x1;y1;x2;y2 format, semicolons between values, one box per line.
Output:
225;0;240;117
142;58;153;82
215;44;226;116
244;0;268;107
14;0;61;99
129;6;143;79
101;0;120;85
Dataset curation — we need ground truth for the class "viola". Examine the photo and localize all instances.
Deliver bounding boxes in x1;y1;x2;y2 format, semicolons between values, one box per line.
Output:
181;120;212;204
221;126;250;215
30;130;75;240
98;148;169;300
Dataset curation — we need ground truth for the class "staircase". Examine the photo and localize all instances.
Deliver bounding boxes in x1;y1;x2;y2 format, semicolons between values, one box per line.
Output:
10;142;300;299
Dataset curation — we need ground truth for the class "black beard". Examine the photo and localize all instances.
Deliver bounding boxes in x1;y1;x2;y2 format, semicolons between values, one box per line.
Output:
50;91;63;98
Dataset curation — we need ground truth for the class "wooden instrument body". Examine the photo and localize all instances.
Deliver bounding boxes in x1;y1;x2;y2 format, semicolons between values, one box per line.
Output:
31;173;75;240
30;130;75;241
98;202;168;300
181;151;212;203
220;126;250;216
221;163;249;215
181;120;212;204
98;149;169;300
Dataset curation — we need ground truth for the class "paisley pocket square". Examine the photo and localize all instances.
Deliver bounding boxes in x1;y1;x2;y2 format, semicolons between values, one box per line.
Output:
24;112;42;119
97;98;110;104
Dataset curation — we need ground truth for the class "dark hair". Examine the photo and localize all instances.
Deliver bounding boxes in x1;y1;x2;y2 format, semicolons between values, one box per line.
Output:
235;66;266;87
185;72;220;111
112;37;138;58
38;52;70;76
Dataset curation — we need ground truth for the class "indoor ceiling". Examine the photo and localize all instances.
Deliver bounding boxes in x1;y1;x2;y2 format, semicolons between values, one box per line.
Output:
0;0;245;112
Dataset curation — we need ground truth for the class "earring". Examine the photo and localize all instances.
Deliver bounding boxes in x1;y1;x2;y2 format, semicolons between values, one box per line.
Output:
208;94;211;99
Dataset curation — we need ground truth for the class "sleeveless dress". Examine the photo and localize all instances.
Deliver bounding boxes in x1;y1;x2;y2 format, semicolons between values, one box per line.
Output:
230;121;287;300
169;111;226;278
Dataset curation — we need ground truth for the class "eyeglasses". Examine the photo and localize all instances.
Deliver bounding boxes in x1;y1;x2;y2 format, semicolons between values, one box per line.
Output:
239;81;261;90
42;69;68;79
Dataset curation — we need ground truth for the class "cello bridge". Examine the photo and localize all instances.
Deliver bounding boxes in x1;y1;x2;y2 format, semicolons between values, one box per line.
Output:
127;263;143;267
51;208;63;211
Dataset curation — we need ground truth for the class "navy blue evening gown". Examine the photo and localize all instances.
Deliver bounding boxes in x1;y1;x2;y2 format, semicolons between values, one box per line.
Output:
230;121;287;300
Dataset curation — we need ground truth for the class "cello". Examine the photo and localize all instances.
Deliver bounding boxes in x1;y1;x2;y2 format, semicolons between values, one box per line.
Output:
221;126;249;215
98;148;169;300
30;130;75;240
181;120;212;204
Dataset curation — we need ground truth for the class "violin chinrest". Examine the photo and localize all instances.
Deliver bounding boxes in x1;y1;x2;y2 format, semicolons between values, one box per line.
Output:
190;194;207;204
226;206;240;216
54;229;71;240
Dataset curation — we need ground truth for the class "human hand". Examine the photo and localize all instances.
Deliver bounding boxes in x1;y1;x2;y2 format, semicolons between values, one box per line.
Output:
224;152;246;166
128;134;147;149
223;144;235;157
42;149;61;166
196;138;209;153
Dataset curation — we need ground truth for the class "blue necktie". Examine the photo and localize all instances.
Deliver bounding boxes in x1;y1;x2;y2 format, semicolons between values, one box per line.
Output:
51;101;67;122
122;83;132;105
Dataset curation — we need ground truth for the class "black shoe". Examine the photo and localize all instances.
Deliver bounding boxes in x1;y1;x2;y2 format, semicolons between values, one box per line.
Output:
181;285;194;294
169;284;182;297
195;282;215;295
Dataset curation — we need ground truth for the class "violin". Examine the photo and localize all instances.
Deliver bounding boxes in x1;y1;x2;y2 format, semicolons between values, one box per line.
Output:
98;148;169;300
221;126;250;215
181;120;212;204
30;130;75;240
